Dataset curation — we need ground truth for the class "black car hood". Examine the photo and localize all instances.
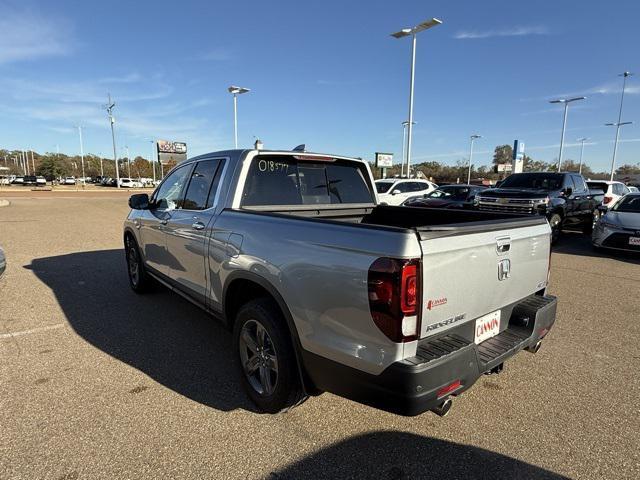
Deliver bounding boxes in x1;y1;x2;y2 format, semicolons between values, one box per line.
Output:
479;188;553;199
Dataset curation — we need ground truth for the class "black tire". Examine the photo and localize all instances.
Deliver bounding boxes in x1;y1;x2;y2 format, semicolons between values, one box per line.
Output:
549;213;562;244
233;298;307;413
125;235;152;293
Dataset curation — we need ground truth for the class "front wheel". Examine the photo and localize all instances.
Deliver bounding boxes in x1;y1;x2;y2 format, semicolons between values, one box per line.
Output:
548;213;563;244
125;236;152;293
233;298;307;413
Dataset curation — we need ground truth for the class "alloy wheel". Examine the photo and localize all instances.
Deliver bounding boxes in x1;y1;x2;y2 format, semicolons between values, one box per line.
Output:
238;319;279;396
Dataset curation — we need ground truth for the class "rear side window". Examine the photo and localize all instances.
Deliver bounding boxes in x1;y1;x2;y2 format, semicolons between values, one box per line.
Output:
181;159;224;210
242;156;374;206
571;175;586;193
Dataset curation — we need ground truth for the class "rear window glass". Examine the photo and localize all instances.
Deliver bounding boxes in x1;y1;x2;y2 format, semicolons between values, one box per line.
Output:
587;182;608;193
242;156;374;206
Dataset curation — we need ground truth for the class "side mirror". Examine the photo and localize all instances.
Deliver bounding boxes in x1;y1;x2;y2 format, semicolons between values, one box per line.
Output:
129;193;150;210
563;187;573;197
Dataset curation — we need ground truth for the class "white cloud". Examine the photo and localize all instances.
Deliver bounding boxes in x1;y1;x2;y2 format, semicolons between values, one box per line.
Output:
454;26;549;40
0;7;74;64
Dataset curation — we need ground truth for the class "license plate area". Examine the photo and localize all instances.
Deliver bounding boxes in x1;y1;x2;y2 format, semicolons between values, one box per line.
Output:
629;237;640;246
474;310;501;345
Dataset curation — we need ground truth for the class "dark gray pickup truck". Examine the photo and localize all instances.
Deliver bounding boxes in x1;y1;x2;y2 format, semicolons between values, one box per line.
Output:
476;172;604;243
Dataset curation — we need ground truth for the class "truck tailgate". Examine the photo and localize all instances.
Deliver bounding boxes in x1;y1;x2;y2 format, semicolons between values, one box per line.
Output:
418;221;551;338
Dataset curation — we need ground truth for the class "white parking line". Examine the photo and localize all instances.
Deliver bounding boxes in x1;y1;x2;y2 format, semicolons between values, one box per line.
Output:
0;323;65;339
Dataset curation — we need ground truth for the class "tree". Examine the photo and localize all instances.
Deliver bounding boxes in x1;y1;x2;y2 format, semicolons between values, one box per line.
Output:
615;163;640;176
492;145;513;166
37;156;68;179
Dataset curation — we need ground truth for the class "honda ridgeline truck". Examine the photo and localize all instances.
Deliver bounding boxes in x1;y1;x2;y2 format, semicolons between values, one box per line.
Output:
123;148;557;417
476;172;603;243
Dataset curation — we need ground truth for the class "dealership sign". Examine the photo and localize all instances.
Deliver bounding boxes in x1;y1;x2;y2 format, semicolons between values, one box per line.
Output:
375;152;393;168
156;140;187;164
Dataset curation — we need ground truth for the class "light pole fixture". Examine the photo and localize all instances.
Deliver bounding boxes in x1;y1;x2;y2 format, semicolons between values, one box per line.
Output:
228;85;250;148
549;96;586;172
576;137;589;174
104;93;120;188
391;18;442;177
607;71;634;181
605;121;633;180
467;134;482;184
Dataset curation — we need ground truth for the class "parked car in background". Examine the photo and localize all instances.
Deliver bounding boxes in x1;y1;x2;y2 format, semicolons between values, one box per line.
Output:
124;148;557;417
403;184;487;209
0;246;5;279
11;176;24;185
627;185;638;193
36;176;46;186
23;175;37;186
586;180;631;209
63;177;76;185
592;193;640;252
476;172;603;243
375;178;437;206
118;178;143;188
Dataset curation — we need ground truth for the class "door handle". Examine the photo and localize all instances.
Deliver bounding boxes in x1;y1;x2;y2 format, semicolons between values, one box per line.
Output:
192;221;205;230
160;219;168;225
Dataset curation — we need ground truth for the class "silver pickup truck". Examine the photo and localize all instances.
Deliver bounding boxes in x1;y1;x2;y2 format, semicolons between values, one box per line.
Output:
123;148;557;416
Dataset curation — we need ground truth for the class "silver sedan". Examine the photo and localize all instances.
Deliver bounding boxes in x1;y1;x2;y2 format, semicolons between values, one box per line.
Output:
592;193;640;252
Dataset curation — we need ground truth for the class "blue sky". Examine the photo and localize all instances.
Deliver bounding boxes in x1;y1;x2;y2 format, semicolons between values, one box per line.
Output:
0;0;639;171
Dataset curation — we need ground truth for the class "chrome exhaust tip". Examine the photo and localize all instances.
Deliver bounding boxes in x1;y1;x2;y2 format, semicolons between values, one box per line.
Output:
526;340;542;354
431;398;453;417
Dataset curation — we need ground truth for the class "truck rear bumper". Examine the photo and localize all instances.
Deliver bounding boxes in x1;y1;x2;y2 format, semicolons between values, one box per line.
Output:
302;294;557;416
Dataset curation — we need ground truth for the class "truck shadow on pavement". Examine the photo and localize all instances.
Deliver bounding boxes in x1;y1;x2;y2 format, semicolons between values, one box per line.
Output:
27;249;256;412
554;231;640;264
271;431;568;480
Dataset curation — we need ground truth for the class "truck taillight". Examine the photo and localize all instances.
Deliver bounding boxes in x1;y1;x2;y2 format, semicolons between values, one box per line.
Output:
603;196;612;205
368;258;421;342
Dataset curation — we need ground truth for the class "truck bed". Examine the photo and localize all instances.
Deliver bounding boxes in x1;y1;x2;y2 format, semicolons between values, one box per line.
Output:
242;204;548;238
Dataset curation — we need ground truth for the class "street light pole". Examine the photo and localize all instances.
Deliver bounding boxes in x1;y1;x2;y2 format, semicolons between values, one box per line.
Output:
608;72;633;181
401;122;407;177
125;146;131;178
77;126;86;188
605;121;633;180
104;94;120;188
149;140;156;183
228;86;250;148
549;96;586;172
392;18;442;178
576;137;588;174
467;134;482;184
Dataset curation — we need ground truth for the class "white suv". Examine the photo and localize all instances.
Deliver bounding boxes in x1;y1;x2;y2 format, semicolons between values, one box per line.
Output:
586;180;631;209
375;179;437;206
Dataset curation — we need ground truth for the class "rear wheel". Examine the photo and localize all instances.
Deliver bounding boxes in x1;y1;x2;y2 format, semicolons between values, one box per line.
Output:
125;235;152;293
549;213;562;244
233;298;307;413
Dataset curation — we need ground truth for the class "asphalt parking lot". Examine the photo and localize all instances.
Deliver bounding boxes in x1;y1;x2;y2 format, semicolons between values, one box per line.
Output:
1;192;639;480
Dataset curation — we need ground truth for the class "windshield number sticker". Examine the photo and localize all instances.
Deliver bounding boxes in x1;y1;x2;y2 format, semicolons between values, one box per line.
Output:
258;160;289;173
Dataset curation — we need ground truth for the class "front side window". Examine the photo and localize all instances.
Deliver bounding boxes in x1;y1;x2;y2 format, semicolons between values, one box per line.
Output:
242;156;374;206
152;164;192;210
613;195;640;212
182;159;224;210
